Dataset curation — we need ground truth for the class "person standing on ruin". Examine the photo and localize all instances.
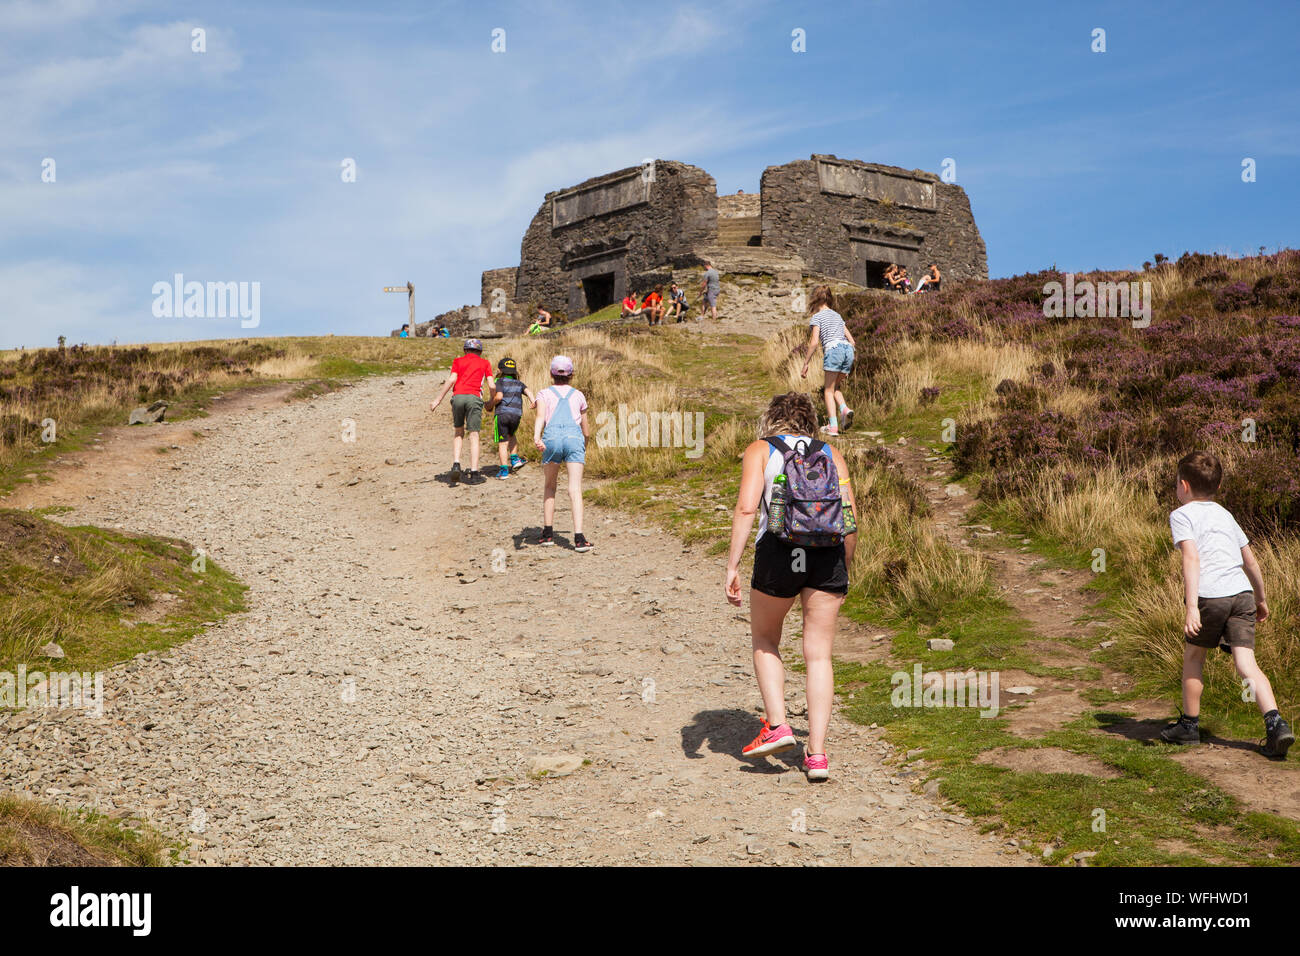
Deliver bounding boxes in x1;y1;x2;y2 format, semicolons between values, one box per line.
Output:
701;260;721;321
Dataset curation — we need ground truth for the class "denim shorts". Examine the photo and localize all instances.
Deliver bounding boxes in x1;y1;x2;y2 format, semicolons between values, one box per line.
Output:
542;432;586;464
824;341;855;374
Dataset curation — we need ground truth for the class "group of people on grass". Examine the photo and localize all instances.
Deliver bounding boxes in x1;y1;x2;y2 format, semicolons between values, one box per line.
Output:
424;286;1293;781
622;261;721;325
884;262;941;294
399;323;451;338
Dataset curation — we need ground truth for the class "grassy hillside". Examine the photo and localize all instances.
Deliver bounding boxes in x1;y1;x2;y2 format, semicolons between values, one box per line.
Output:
835;250;1300;721
6;252;1299;866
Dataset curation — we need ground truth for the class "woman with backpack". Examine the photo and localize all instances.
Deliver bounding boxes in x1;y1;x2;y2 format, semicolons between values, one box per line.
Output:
725;392;858;781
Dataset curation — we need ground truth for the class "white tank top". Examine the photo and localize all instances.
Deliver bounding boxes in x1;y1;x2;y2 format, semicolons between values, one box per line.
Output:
755;434;813;541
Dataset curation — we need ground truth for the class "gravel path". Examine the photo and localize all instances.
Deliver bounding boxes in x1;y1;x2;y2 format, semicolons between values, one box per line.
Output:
3;372;1032;865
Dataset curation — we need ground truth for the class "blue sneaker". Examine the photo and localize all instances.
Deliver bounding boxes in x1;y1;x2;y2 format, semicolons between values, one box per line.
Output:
496;466;509;480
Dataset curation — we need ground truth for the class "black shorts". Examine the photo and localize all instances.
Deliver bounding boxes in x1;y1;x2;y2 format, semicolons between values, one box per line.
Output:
495;415;520;440
1188;591;1256;652
750;533;848;599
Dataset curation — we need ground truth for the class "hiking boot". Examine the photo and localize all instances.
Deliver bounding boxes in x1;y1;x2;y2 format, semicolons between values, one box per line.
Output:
449;462;462;485
742;720;797;759
1159;716;1200;745
1264;718;1295;758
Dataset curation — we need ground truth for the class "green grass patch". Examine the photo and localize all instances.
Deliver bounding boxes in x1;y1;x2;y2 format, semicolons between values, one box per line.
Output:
0;509;246;671
0;794;177;866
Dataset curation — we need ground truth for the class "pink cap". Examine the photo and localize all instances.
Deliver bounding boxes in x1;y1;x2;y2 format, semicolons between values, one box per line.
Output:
550;355;574;375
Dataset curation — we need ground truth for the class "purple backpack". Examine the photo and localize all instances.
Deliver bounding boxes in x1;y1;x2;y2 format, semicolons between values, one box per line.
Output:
765;437;844;547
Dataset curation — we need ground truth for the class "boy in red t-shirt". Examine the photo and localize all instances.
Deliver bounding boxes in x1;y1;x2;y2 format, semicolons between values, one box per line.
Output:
430;339;495;484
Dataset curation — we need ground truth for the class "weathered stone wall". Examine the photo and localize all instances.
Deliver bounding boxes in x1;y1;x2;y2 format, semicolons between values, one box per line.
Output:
515;160;718;315
718;191;760;218
760;154;987;287
481;267;518;314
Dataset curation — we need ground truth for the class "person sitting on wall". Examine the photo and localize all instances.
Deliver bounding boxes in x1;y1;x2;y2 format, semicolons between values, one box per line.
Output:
884;264;904;292
897;266;912;293
621;292;643;319
535;305;553;329
642;287;664;326
668;282;690;321
913;263;942;294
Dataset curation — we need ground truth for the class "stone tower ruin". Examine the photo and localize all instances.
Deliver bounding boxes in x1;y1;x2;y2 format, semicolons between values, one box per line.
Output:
467;153;986;331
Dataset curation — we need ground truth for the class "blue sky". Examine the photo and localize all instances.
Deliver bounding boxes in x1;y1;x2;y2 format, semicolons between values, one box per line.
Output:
2;0;1298;348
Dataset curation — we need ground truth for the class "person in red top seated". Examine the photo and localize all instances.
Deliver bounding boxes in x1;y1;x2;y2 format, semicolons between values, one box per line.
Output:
642;288;664;326
429;338;496;484
620;293;642;319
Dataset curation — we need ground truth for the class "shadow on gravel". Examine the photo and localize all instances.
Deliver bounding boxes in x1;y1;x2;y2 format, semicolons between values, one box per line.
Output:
431;471;491;487
511;527;578;551
681;708;804;772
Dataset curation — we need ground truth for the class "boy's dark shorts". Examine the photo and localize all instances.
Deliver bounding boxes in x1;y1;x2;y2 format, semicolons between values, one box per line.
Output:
1188;591;1256;652
495;414;520;440
451;395;484;431
751;533;848;599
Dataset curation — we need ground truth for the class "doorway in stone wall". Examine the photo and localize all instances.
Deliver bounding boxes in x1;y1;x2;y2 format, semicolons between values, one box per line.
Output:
863;260;892;289
582;272;616;313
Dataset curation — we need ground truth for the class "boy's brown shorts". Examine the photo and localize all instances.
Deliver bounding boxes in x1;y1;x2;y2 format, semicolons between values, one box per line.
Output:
1188;591;1256;652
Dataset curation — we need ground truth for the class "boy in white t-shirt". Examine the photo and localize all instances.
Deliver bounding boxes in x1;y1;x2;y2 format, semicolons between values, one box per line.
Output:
1160;451;1293;757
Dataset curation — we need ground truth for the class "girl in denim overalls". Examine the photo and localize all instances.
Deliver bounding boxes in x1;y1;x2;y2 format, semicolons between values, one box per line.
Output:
532;355;593;551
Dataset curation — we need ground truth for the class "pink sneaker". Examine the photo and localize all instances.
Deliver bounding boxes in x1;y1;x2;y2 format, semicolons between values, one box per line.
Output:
803;752;829;781
742;720;797;758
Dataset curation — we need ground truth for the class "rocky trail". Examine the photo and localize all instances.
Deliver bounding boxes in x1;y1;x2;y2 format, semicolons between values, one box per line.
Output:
2;369;1030;866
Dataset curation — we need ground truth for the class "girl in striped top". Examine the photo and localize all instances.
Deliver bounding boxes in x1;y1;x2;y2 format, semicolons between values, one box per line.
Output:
799;285;856;436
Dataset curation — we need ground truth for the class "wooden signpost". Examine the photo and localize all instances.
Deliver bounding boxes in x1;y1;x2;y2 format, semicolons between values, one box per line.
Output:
384;282;414;333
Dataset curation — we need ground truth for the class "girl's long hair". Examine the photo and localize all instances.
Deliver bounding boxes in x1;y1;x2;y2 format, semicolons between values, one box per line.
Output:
807;284;835;314
758;392;819;438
